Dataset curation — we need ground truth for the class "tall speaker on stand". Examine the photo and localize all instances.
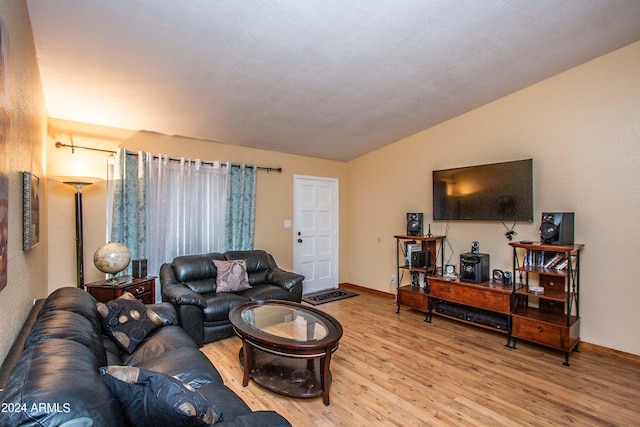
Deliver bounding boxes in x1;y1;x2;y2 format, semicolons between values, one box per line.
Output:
539;212;574;245
406;213;423;236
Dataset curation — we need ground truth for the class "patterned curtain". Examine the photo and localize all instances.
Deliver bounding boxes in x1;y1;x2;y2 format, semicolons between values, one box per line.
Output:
145;154;228;275
110;152;256;275
110;149;147;275
226;163;257;251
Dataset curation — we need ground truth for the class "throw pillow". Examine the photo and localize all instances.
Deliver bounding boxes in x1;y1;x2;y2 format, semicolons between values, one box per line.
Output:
97;292;164;353
212;259;251;293
100;366;222;426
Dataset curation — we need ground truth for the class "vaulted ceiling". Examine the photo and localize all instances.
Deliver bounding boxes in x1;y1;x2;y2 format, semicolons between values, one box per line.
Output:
27;1;640;161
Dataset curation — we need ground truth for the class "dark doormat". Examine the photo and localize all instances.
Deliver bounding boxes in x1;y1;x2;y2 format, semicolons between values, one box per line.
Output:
302;288;358;306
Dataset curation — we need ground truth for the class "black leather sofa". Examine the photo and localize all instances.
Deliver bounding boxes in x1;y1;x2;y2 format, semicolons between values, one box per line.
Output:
0;287;291;427
160;250;304;346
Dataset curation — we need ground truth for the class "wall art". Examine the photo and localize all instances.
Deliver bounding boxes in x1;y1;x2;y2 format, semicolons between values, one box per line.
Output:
23;172;40;250
0;108;8;291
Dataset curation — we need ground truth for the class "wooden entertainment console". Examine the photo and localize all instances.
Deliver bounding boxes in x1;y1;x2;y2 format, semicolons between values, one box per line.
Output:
427;277;512;343
395;235;584;364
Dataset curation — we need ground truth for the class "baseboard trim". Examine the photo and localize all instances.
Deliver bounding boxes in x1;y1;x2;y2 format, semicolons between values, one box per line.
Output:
579;341;640;365
339;282;394;299
339;283;640;364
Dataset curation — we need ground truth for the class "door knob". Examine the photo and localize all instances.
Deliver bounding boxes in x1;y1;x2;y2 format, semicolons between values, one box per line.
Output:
298;238;303;243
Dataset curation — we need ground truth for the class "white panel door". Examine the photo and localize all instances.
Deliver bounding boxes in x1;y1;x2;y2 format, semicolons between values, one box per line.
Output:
293;175;338;294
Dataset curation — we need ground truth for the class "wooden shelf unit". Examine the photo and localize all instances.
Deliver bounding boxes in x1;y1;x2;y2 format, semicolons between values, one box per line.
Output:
394;235;445;317
397;285;429;313
509;242;583;365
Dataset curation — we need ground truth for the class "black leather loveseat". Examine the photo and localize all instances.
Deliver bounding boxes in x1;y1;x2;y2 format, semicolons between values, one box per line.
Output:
0;287;290;427
160;250;304;346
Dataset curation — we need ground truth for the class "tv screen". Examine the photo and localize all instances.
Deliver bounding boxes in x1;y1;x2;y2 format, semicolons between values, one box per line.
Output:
432;159;533;221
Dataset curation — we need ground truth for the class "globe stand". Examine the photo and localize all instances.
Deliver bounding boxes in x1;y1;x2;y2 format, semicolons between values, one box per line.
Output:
103;273;124;285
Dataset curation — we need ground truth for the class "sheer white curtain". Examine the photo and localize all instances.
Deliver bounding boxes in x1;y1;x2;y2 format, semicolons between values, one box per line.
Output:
145;153;229;276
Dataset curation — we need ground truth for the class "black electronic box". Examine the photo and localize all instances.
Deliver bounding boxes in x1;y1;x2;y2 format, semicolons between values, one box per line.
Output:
460;252;490;284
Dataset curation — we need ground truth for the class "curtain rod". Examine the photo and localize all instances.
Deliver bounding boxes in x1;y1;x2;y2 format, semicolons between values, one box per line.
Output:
55;141;283;173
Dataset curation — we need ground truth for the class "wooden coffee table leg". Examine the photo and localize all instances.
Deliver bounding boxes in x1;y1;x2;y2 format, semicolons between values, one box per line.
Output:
241;340;254;387
320;351;332;405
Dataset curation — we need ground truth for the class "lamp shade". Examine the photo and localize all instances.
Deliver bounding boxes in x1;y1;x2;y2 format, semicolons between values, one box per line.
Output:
52;176;101;191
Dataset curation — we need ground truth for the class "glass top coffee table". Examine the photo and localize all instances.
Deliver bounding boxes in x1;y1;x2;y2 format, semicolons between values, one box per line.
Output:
229;300;343;405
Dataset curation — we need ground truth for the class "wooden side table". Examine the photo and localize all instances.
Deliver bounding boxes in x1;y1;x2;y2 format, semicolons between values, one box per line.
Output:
83;275;156;304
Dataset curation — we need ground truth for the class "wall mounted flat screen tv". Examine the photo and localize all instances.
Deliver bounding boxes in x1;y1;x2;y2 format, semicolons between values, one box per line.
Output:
432;159;533;221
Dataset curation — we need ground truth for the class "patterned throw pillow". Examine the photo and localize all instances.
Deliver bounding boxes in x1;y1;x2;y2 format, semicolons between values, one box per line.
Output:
100;366;222;426
97;292;164;353
212;259;251;293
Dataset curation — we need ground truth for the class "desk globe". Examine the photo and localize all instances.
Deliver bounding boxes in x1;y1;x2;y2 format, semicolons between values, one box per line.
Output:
93;242;131;284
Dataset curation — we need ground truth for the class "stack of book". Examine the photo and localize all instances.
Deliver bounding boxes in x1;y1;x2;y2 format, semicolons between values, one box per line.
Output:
523;250;571;270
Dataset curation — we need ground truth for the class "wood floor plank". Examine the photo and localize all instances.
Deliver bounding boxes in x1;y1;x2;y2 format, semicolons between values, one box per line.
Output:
200;287;640;426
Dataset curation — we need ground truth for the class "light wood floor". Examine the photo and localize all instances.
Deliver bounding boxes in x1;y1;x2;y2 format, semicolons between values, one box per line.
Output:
200;286;640;426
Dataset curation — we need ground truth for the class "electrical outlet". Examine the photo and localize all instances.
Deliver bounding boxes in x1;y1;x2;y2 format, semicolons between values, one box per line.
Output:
391;274;396;283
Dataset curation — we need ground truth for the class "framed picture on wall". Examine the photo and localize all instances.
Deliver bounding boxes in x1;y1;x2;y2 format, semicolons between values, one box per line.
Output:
0;16;8;109
23;172;40;251
0;109;8;291
0;166;6;291
0;16;9;291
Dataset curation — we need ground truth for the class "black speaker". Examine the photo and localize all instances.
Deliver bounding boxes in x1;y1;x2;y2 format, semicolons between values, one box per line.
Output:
410;251;428;268
132;259;147;279
406;213;423;236
460;252;490;284
503;271;513;286
539;212;574;245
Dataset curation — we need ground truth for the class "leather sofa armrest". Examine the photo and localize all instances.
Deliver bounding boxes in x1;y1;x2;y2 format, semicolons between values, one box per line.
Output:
0;299;45;390
160;263;207;308
146;302;178;326
177;304;205;347
266;268;305;291
265;253;304;291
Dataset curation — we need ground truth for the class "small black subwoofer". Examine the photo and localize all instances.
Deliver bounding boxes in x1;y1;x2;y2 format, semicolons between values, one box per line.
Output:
539;212;574;245
406;213;423;236
132;259;148;279
410;251;428;268
460;252;490;284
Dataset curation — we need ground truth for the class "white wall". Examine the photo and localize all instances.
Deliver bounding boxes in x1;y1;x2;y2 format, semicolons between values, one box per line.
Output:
0;0;48;364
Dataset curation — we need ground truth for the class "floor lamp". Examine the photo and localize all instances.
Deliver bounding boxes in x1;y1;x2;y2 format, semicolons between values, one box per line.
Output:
55;176;100;288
